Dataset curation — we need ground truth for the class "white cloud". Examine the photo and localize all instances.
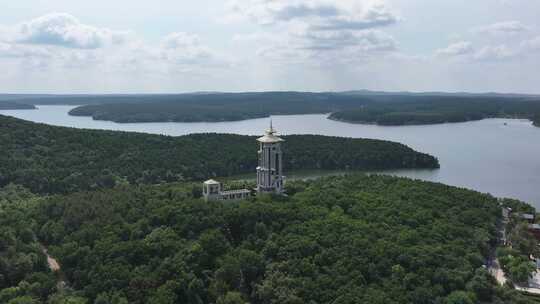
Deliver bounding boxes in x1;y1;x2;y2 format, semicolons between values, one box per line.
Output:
473;21;528;36
436;41;473;56
473;45;516;60
159;32;213;63
227;0;398;63
156;32;234;71
0;2;539;94
0;42;52;58
7;13;131;49
227;0;398;29
436;41;520;61
436;19;539;63
521;36;540;50
0;13;226;76
161;32;200;49
295;28;396;52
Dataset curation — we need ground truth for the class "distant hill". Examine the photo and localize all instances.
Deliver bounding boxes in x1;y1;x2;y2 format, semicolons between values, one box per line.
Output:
3;91;540;125
341;90;540;98
329;96;540;126
0;94;55;101
66;93;540;125
66;92;369;122
0;101;36;110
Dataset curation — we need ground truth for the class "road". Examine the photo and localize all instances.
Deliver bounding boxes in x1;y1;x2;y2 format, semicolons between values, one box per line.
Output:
488;206;540;295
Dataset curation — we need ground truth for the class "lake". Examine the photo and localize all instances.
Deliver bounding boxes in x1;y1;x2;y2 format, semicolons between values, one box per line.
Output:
2;105;540;208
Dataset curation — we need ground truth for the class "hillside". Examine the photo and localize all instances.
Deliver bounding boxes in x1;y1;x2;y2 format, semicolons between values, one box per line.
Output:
66;93;540;125
4;92;540;126
0;115;537;304
329;97;540;126
0;101;36;110
65;92;366;123
0;115;438;194
67;94;540;126
14;175;531;303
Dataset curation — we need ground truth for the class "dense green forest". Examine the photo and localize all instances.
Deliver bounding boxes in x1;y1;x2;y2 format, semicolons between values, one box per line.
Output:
67;93;540;125
3;91;540;126
0;113;538;303
329;97;540;126
16;175;533;304
66;92;366;123
0;184;58;304
0;115;438;195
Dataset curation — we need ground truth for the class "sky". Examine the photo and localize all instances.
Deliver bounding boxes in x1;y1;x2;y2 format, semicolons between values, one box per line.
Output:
0;0;539;94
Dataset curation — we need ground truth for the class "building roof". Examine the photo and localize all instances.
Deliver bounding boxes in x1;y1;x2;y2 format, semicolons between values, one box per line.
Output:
221;189;251;195
529;224;540;230
203;179;220;185
257;120;284;143
521;213;535;220
257;133;284;143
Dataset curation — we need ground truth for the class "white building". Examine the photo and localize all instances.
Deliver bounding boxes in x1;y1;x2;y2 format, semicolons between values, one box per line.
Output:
256;122;285;194
202;179;251;202
202;121;285;202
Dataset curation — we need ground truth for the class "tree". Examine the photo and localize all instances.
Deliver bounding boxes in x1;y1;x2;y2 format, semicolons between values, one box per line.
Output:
466;268;495;302
47;293;89;304
216;292;247;304
444;291;475;304
509;261;535;284
7;296;39;304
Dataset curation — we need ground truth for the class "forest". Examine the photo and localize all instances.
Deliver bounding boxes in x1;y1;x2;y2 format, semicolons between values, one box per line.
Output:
329;96;540;126
66;92;366;123
3;91;540;126
67;94;540;125
0;115;438;195
0;113;538;303
0;175;532;303
0;184;58;304
0;102;35;110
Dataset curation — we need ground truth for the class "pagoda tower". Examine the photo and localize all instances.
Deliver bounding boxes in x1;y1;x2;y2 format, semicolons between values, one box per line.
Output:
256;121;285;194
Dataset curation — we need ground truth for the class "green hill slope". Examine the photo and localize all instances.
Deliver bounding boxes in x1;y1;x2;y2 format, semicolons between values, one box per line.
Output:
0;115;438;194
329;97;540;126
27;175;531;303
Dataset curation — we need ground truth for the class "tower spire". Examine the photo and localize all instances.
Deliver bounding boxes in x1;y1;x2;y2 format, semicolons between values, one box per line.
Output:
267;118;275;135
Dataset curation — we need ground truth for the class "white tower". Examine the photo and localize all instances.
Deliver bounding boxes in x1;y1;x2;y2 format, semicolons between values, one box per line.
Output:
203;179;222;202
256;121;285;194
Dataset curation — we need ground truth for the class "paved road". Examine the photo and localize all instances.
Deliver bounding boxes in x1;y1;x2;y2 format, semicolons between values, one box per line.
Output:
488;206;540;295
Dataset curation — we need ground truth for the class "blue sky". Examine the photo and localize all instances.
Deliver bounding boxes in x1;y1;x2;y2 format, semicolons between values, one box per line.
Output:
0;0;539;94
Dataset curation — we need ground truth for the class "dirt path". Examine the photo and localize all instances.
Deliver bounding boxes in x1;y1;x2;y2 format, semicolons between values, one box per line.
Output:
42;247;61;272
41;245;67;290
489;258;507;286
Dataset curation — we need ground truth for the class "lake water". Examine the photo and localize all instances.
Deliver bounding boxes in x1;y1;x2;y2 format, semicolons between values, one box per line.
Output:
2;105;540;208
